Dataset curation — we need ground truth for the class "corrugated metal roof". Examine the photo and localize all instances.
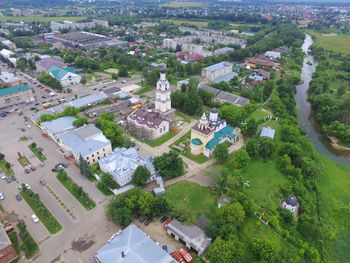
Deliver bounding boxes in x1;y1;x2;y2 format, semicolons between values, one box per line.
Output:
0;83;30;97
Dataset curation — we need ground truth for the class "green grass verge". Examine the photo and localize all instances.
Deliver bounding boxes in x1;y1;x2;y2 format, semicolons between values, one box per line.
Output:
20;190;62;234
0;16;85;23
8;231;20;254
57;172;96;210
17;222;39;259
0;159;14;176
28;144;47;162
134;131;177;147
165;182;217;222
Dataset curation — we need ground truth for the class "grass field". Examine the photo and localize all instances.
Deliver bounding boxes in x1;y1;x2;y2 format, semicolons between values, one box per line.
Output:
0;159;13;176
135;84;154;96
165;182;217;222
315;154;350;262
161;19;208;27
310;31;350;55
246;109;269;122
105;68;119;74
0;16;85;23
160;1;208;8
136;131;177;147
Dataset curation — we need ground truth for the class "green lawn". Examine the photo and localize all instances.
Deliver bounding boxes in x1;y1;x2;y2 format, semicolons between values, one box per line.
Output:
310;31;350;55
28;144;47;162
17;222;39;259
20;190;62;234
56;173;96;210
8;231;20;254
135;84;154;96
165;182;217;222
135;131;177;147
0;16;85;23
247;109;269;122
315;154;350;262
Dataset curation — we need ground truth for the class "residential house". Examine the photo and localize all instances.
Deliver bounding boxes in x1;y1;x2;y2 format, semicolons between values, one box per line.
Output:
281;195;299;217
260;126;275;139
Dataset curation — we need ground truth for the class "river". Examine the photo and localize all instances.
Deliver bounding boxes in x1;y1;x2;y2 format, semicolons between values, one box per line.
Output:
295;34;350;165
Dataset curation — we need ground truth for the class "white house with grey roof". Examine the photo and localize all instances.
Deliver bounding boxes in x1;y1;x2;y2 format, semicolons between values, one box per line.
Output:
98;147;156;186
166;219;211;255
57;124;112;164
281;195;299;217
260;126;276;139
94;224;175;263
41;116;77;142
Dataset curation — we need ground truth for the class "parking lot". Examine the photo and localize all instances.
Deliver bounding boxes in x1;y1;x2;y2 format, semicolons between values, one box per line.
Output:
0;113;119;262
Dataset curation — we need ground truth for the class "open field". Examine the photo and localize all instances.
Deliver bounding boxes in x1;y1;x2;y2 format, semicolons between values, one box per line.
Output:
165;182;217;222
310;31;350;55
0;16;86;23
316;154;350;262
160;1;208;8
161;19;208;27
246;109;269;122
105;68;119;74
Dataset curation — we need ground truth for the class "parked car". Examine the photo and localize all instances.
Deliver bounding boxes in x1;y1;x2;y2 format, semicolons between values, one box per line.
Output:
39;178;46;186
0;173;6;180
19;184;31;191
144;217;152;226
134;213;141;219
0;192;4;200
20;128;25;132
30;166;36;171
160;216;168;223
15;194;22;201
24;168;30;174
5;177;11;183
139;216;147;223
11;175;16;182
31;214;39;223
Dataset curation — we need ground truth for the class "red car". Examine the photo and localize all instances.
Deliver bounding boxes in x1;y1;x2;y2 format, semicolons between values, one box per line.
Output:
171;251;185;263
179;248;192;263
163;218;172;229
30;166;36;171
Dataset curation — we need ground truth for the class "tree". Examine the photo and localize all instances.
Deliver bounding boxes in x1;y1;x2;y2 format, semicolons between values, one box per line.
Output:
258;137;275;158
245;119;258;136
153;151;184;179
251;238;279;262
233;149;250;169
80;77;87;85
73;117;87;127
151;197;169;217
17;58;27;71
206;237;243;263
112;207;132;227
111;73;118;80
246;139;259;158
79;155;89;176
213;143;229;161
131;166;151;187
219;202;245;227
99;172;116;188
0;153;5;160
118;66;129;77
96;114;128;147
137;192;153;216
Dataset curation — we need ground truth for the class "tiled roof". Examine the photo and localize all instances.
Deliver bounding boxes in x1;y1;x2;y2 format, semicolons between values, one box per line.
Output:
129;109;165;129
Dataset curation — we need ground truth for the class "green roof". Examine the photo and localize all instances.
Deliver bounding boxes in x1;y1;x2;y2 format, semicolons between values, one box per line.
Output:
0;84;30;97
206;125;235;150
48;65;69;81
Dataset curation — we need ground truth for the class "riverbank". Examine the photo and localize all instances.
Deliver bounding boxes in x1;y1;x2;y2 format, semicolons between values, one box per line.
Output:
295;34;350;165
328;136;350;152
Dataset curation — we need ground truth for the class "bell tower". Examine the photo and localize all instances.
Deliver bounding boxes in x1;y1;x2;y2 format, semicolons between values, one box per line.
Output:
155;68;171;113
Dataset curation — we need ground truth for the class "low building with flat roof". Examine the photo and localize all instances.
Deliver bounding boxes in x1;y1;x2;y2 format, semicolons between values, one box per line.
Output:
0;83;33;112
41;116;77;141
0;72;23;87
166;219;211;255
94;224;175;263
260;126;275;139
57;124;112;164
201;62;232;82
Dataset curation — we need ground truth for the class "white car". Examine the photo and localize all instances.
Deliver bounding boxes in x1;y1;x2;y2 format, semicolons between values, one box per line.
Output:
31;214;39;223
27;125;31;128
0;192;4;200
0;174;6;180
